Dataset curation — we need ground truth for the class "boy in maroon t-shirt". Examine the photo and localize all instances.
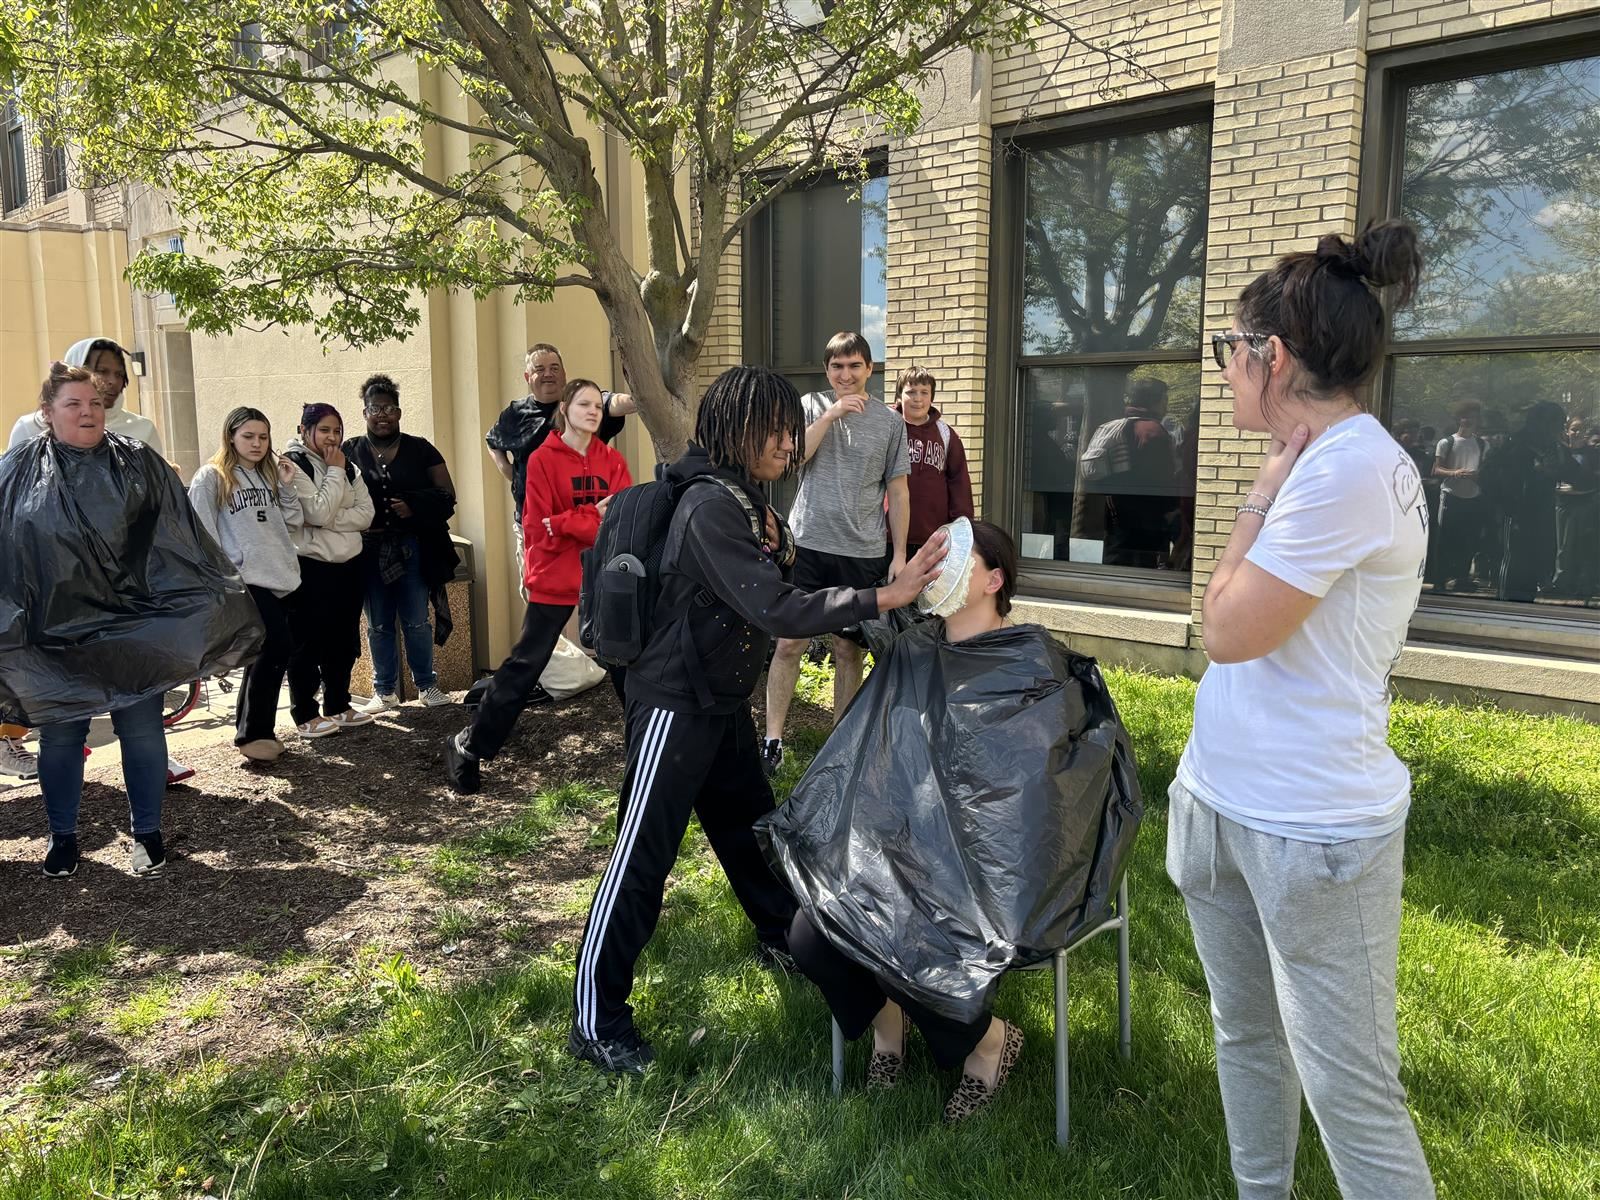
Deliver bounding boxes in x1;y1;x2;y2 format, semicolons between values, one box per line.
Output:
890;367;974;555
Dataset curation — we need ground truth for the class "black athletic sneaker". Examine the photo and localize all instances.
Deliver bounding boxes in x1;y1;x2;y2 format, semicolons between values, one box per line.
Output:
444;729;481;795
761;738;784;779
754;940;797;974
130;831;166;877
568;1026;655;1076
42;834;79;878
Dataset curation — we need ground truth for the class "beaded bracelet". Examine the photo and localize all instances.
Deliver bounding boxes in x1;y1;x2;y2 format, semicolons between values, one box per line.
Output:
1237;503;1271;519
1245;490;1276;508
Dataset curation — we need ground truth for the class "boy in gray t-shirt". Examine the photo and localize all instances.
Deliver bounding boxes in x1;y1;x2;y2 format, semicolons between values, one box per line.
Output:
763;332;911;776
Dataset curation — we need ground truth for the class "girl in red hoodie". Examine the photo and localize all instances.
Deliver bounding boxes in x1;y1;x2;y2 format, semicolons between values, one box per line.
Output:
445;379;633;793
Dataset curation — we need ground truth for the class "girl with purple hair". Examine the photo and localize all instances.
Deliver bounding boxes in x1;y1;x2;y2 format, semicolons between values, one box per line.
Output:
282;403;376;738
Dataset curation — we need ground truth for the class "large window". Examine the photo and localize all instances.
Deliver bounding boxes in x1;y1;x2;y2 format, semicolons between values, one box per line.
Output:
745;170;888;400
1377;43;1600;619
1009;115;1209;587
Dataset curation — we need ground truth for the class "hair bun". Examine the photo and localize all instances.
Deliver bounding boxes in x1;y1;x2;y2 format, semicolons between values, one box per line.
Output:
1353;219;1422;306
1315;233;1369;279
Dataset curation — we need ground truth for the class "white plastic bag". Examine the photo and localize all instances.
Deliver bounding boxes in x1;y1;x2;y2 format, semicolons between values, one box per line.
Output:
539;634;607;700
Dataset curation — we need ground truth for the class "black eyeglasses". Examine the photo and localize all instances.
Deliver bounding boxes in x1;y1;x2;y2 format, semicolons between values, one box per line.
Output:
1210;331;1275;370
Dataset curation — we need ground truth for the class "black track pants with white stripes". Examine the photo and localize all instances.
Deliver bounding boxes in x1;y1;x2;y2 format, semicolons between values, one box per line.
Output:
573;700;798;1041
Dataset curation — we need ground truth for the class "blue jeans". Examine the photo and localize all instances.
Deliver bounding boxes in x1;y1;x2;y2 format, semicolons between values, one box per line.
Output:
363;538;436;694
38;693;167;837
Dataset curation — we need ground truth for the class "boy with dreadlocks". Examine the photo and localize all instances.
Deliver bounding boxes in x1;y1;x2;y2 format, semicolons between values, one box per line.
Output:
569;365;948;1075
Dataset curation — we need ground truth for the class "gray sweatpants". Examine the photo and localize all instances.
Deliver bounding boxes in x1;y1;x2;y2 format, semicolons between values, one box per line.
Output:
1166;781;1435;1200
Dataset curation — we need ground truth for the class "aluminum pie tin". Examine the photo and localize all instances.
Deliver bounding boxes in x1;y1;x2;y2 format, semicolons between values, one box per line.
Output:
916;516;975;617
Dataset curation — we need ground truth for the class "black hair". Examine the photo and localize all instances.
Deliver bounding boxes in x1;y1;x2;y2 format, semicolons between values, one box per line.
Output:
359;373;400;407
1236;219;1422;410
695;366;806;477
969;519;1018;617
1126;377;1168;411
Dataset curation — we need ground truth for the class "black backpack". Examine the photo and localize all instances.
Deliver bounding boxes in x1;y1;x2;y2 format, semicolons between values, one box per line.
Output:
579;473;764;668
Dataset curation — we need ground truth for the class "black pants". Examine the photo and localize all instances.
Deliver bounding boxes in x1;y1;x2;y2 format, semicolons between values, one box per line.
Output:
788;910;990;1069
465;602;571;760
1437;493;1487;586
286;557;365;725
237;585;292;745
573;700;798;1040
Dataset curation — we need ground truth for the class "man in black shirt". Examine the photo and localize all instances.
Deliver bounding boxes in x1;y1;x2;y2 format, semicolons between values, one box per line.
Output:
485;343;634;594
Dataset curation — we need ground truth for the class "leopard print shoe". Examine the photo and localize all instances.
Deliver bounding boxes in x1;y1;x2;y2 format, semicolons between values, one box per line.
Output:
943;1020;1024;1123
865;1021;908;1091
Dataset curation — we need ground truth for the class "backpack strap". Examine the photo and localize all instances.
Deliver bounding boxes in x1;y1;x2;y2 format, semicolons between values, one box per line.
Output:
936;419;952;456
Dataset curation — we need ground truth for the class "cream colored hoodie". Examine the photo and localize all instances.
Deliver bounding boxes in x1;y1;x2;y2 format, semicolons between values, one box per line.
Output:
283;436;374;564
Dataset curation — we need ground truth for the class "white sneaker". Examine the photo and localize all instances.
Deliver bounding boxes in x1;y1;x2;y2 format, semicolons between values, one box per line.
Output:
0;737;38;780
296;717;341;739
331;708;375;729
359;693;399;715
419;686;452;708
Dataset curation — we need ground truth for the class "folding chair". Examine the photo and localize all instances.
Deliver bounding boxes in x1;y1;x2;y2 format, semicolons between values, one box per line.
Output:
830;874;1131;1148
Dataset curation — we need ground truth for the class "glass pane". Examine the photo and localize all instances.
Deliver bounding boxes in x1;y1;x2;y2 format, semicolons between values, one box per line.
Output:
1020;363;1199;578
1391;351;1600;609
771;181;862;370
1021;122;1210;356
861;175;888;364
1398;57;1600;340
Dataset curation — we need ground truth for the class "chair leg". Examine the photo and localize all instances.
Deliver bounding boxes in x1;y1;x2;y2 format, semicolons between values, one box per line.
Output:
1117;874;1132;1062
1054;949;1069;1148
831;1018;844;1097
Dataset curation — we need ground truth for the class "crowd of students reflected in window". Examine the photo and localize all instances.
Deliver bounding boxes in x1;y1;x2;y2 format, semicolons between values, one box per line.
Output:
1395;400;1599;607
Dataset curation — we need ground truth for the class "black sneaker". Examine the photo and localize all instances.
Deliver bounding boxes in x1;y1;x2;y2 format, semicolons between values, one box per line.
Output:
754;940;797;974
761;738;784;779
130;831;166;877
528;683;553;708
444;729;481;795
42;834;79;878
568;1025;655;1075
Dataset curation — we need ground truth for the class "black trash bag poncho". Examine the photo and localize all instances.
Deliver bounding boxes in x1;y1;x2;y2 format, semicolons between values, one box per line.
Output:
0;433;264;726
757;614;1143;1025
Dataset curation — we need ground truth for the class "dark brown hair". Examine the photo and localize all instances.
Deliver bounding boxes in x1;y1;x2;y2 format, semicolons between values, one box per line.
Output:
969;519;1018;617
554;378;601;433
895;365;937;404
823;331;873;368
1236;219;1422;407
39;361;96;409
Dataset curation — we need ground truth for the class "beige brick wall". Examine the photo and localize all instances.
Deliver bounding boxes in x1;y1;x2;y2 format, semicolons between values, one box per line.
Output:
885;125;992;499
1368;0;1599;50
1192;47;1367;620
993;0;1221;125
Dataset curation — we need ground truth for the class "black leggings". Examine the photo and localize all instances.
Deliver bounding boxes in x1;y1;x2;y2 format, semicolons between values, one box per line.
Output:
466;602;570;759
286;556;365;725
236;585;292;745
787;910;991;1069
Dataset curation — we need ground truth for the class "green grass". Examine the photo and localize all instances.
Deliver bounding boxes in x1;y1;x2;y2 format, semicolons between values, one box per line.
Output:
109;979;180;1039
2;670;1596;1198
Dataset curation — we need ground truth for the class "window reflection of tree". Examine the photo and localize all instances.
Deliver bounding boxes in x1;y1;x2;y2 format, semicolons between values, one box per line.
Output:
1019;122;1208;562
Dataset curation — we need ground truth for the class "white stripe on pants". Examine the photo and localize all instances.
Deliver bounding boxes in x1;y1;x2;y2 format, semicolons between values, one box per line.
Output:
1166;780;1435;1200
574;707;674;1038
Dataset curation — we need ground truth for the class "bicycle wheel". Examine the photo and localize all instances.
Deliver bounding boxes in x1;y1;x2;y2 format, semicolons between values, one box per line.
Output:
162;680;201;728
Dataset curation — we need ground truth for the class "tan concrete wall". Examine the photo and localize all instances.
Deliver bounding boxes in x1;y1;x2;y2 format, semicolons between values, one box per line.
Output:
0;223;139;430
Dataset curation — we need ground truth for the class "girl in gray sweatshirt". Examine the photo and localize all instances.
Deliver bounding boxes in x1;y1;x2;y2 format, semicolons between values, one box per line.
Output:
188;407;303;761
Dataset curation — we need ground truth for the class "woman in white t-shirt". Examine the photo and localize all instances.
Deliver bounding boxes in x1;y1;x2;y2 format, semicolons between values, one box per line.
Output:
1170;221;1435;1200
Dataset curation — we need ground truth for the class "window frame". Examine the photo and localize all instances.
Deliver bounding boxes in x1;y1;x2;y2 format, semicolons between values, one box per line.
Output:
2;99;28;214
987;89;1214;613
742;158;889;385
1360;17;1600;654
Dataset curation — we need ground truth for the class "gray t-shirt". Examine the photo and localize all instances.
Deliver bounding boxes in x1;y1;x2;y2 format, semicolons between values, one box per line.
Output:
790;391;911;558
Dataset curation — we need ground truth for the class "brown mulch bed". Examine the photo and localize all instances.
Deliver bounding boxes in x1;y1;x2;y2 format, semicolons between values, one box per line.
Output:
0;685;631;1107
